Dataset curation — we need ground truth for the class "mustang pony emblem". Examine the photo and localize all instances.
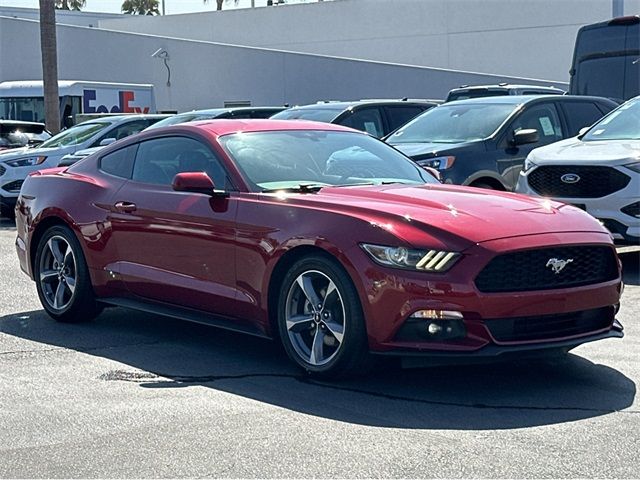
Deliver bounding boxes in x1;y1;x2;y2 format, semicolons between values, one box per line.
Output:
546;258;574;274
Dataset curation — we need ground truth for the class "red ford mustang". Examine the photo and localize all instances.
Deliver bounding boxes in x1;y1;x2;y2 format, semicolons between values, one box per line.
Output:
15;120;624;377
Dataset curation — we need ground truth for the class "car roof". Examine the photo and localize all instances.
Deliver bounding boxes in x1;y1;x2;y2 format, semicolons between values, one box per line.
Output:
443;94;608;106
76;114;170;126
285;99;439;111
450;84;564;91
163;119;359;137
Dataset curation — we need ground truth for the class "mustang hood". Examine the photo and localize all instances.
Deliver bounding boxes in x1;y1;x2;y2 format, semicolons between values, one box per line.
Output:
530;137;640;166
280;184;609;247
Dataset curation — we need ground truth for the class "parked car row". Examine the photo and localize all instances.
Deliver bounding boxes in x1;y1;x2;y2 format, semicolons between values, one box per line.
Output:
1;89;638;245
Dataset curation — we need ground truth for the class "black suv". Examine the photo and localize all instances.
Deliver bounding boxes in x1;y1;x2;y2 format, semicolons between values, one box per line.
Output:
386;95;617;190
270;99;439;138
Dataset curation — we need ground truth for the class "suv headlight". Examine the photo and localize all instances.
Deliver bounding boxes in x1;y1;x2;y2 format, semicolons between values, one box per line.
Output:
4;156;47;167
361;243;460;272
623;161;640;174
416;156;455;170
522;157;537;173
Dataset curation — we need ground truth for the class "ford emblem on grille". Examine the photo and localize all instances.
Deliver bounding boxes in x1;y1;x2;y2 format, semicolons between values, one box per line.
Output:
546;258;574;274
561;173;580;184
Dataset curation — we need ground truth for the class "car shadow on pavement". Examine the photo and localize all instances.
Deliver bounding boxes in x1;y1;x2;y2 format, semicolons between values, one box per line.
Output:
620;251;640;286
0;217;16;230
1;306;635;431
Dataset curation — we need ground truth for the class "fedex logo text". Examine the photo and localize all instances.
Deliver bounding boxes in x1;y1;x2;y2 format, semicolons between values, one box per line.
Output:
83;89;151;114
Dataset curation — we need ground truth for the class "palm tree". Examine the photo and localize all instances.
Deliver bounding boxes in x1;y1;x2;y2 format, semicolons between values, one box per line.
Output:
55;0;86;10
121;0;160;15
39;0;61;134
203;0;239;12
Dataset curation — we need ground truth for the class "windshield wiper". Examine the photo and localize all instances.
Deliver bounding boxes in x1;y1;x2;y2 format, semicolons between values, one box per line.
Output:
262;183;327;193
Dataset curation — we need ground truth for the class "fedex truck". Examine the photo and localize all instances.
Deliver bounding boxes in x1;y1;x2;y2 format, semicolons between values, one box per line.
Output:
0;80;156;128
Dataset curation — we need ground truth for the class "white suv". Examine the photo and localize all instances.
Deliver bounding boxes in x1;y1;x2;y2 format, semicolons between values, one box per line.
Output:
516;96;640;244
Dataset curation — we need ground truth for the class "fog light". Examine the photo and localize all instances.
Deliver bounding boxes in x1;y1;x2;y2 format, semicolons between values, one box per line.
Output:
395;310;466;342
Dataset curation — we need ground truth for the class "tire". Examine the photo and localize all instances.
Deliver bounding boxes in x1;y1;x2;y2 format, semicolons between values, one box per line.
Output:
34;225;102;323
277;254;371;378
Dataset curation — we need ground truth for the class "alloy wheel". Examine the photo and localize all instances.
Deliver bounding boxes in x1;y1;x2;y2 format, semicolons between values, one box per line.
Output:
38;235;77;311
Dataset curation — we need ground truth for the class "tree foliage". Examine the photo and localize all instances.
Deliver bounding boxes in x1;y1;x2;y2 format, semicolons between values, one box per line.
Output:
121;0;160;15
55;0;86;10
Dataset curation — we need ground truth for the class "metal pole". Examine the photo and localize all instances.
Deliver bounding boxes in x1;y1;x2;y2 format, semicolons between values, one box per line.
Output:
162;0;166;15
612;0;623;17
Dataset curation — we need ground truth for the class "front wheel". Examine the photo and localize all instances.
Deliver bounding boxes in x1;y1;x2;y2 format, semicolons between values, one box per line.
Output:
277;255;371;378
34;225;102;323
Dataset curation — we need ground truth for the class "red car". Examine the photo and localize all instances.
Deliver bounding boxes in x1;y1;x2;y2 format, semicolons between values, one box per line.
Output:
15;120;624;377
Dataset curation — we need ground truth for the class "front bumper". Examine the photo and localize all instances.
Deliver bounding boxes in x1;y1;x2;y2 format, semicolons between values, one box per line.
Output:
382;322;624;368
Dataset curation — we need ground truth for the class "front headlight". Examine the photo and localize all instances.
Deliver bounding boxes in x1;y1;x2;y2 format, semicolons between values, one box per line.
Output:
416;156;455;170
623;161;640;174
361;243;460;272
4;156;47;167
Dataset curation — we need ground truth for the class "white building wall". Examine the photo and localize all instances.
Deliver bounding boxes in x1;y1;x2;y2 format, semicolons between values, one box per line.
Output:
0;16;565;114
99;0;640;83
0;6;122;26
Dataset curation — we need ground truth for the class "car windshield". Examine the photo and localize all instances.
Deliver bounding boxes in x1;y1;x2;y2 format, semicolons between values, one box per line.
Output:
387;103;516;144
39;122;110;148
270;107;344;123
219;130;436;191
583;97;640;141
147;111;224;129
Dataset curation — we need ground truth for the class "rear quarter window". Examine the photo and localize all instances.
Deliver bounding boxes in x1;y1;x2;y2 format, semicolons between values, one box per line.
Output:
100;145;137;179
561;102;608;136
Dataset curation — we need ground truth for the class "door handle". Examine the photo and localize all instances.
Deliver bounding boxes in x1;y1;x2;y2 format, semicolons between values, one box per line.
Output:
114;201;137;213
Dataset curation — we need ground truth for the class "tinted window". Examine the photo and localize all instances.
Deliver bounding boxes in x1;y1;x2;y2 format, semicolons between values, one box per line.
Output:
575;57;626;101
561;102;606;135
384;106;429;131
100;145;137;179
339;107;384;137
510;103;563;145
132;136;227;187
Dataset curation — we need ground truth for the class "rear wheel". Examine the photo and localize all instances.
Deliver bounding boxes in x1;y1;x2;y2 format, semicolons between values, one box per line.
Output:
277;255;371;378
34;225;102;323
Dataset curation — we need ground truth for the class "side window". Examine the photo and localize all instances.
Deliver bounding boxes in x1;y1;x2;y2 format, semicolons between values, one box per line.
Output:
510;103;564;146
100;145;137;179
132;136;228;187
339;107;384;137
93;120;152;147
384;106;428;132
561;102;607;136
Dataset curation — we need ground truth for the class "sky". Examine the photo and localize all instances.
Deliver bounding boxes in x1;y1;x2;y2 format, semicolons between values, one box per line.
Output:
0;0;323;14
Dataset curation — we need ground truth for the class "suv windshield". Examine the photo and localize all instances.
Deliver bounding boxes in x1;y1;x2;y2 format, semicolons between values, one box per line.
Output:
219;130;435;191
271;107;344;123
39;122;110;148
387;103;516;144
583;97;640;141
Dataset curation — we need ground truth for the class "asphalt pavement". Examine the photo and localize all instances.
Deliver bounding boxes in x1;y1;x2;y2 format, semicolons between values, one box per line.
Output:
1;216;639;478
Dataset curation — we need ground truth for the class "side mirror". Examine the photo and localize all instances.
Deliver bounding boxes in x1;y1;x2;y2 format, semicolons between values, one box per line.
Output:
172;172;228;197
99;138;116;146
512;128;539;146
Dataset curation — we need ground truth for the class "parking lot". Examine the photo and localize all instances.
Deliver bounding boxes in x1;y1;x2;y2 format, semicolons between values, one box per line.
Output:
1;216;639;478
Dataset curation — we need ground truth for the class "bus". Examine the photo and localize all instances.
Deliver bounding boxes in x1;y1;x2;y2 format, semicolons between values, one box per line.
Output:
0;80;156;128
569;16;639;103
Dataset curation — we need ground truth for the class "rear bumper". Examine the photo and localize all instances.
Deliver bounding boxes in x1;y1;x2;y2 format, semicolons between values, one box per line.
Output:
375;320;624;368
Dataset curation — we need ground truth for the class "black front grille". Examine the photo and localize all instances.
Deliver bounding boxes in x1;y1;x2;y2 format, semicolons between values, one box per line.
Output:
485;306;614;343
1;180;24;193
0;165;5;176
528;166;630;198
475;246;618;293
